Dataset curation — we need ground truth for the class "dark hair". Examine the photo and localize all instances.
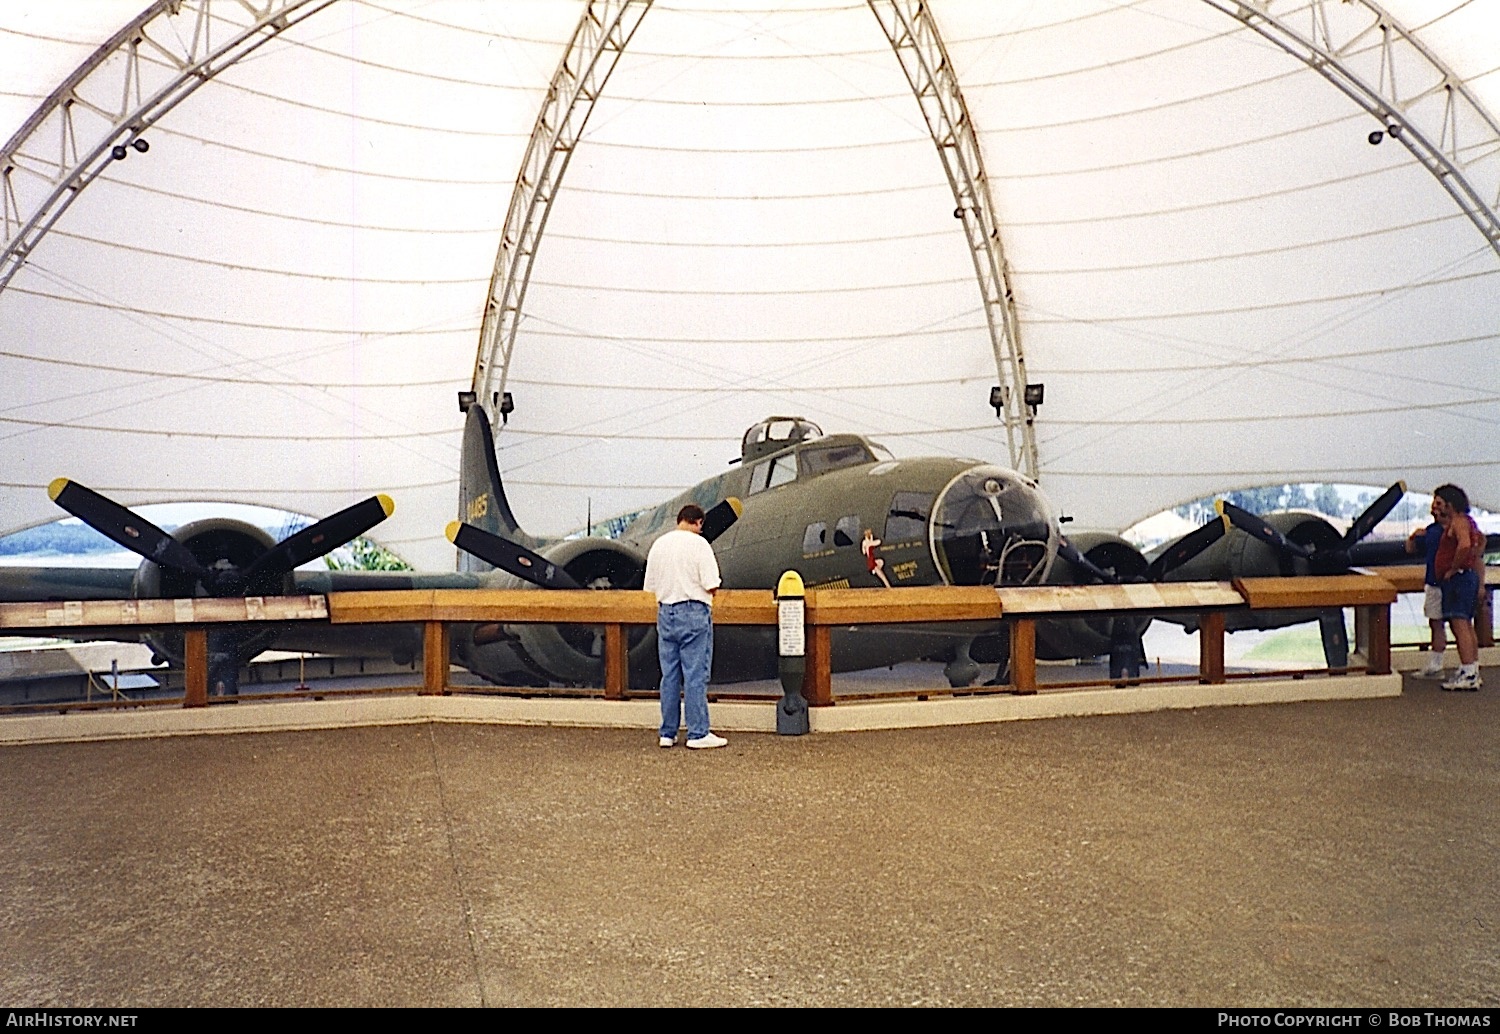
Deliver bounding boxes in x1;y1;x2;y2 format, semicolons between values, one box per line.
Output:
677;504;706;524
1434;484;1470;514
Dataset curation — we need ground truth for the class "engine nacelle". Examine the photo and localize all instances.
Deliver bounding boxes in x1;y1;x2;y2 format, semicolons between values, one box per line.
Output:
1036;532;1151;661
506;537;653;686
130;518;293;666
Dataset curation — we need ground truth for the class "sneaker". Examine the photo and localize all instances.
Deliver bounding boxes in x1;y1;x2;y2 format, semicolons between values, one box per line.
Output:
1417;657;1446;678
659;736;675;748
686;732;728;750
1441;670;1482;692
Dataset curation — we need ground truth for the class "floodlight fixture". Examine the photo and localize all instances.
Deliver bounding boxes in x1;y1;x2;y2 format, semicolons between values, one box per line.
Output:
989;385;1006;415
498;391;515;424
1368;130;1384;145
1023;383;1045;408
457;390;477;413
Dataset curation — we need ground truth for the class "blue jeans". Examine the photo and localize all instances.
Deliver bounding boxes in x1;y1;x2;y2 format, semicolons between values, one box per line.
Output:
657;601;713;740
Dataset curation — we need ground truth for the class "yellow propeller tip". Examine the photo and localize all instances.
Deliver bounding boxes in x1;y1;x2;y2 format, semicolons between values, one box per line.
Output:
376;493;395;517
727;496;743;517
445;520;462;544
1213;499;1226;516
47;478;69;501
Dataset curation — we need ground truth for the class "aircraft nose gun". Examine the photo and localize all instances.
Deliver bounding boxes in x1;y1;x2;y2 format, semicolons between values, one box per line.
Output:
775;570;810;736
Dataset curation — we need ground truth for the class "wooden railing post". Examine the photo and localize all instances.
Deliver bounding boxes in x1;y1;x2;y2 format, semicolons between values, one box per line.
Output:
422;621;449;696
603;623;627;699
1199;611;1226;684
1009;618;1037;695
805;623;832;706
183;628;208;708
1362;604;1391;675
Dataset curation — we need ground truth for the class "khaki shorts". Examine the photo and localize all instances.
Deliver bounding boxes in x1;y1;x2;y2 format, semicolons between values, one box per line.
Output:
1424;585;1443;621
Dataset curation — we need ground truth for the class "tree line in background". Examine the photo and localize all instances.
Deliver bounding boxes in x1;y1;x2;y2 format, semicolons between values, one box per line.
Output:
1173;484;1382;527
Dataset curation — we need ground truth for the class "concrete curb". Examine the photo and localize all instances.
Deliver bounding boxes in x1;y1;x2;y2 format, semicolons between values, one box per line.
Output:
0;672;1402;745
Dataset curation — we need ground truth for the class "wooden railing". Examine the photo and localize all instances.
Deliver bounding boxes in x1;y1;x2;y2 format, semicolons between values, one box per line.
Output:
1;571;1465;709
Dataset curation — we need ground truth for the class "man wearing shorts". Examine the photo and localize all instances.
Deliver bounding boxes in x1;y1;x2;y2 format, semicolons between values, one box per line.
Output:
1431;484;1485;691
1406;502;1447;677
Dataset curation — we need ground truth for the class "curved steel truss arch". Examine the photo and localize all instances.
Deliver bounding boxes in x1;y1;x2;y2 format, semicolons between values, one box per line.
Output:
866;0;1037;478
0;0;337;292
1204;0;1500;259
471;0;652;420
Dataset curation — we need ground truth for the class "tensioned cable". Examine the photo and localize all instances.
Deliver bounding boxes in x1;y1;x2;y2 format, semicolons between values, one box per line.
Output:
0;350;477;389
1023;329;1500;375
0;477;458;494
1005;159;1434;227
516;313;985;345
489;392;1500;439
1036;244;1500;462
49;223;961;272
115;123;515;186
8;286;479;335
45;229;492;285
0;413;456;440
1020;266;1499;324
1046;459;1500;479
347;0;1150;59
97;177;502;234
1016;213;1468;274
523;273;973;295
6;264;467;469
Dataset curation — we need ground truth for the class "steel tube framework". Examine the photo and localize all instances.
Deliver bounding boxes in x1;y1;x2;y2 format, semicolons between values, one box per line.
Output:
0;0;337;292
470;0;653;422
866;0;1037;479
1204;0;1500;259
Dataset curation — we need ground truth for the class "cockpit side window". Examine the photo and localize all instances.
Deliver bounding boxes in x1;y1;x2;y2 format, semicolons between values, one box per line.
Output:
799;443;873;478
747;454;797;494
833;515;860;547
885;492;933;543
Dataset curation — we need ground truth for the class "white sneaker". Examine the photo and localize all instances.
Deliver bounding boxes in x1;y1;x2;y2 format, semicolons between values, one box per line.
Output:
1441;670;1482;692
1417;656;1445;678
686;732;727;750
659;736;675;748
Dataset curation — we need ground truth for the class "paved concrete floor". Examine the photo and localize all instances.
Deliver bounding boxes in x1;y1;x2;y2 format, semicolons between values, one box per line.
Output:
0;668;1496;1008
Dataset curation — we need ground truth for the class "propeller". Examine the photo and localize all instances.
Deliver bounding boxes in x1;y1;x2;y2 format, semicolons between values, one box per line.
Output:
1216;481;1406;575
1057;514;1229;588
1054;514;1230;681
48;478;395;597
446;496;743;591
445;521;582;589
1144;513;1231;581
1215;482;1406;669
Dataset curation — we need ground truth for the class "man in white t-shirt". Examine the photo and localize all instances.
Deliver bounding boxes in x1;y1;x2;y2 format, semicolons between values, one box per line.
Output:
644;504;726;749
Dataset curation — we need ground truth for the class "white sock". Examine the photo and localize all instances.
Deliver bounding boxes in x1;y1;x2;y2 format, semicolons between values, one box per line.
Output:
1461;663;1479;676
1428;651;1446;665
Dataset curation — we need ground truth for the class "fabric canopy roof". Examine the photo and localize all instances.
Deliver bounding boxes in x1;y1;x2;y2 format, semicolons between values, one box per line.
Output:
2;0;1496;569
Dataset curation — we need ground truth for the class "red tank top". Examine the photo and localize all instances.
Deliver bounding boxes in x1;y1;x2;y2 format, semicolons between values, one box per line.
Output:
1434;515;1481;575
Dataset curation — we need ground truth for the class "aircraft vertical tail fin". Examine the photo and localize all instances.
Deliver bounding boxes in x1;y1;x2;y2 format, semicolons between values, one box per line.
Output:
459;404;537;560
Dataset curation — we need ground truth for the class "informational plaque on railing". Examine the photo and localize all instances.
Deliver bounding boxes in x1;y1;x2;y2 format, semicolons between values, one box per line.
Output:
778;597;805;657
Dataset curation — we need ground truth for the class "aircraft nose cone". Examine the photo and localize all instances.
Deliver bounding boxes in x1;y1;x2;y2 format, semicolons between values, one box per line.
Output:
931;465;1057;586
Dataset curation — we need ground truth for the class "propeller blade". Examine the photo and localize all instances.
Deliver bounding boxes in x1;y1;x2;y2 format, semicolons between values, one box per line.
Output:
1341;481;1406;547
700;497;743;544
446;521;581;589
1145;514;1229;581
48;478;206;577
247;494;395;579
1057;537;1119;584
1217;500;1312;559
